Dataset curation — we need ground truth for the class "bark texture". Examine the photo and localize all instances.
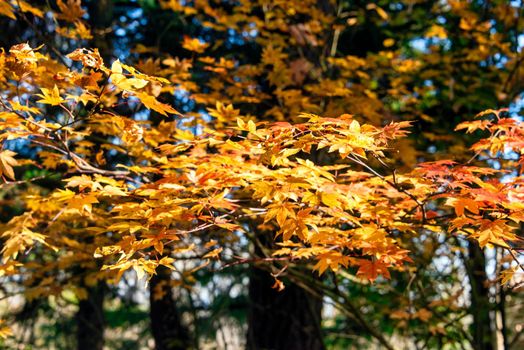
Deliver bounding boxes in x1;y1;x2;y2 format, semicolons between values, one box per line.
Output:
247;266;324;350
76;282;105;350
149;265;192;350
468;243;495;350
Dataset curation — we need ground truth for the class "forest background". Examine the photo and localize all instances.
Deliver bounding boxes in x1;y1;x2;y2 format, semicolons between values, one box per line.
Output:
0;1;524;349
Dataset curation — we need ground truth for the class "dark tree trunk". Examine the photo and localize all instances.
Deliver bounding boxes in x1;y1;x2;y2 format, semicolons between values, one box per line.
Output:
149;265;192;350
76;282;105;350
247;264;324;350
468;242;495;350
72;5;114;350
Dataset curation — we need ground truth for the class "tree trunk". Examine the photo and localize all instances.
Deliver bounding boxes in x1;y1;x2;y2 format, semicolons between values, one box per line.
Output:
468;242;495;350
72;5;113;350
76;282;105;350
247;266;324;350
149;265;192;350
247;230;324;350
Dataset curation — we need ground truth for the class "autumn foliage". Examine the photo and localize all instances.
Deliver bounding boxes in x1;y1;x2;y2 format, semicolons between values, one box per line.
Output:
0;0;523;349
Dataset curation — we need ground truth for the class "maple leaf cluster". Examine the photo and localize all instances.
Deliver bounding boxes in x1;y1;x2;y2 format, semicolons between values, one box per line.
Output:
0;0;523;346
0;43;521;287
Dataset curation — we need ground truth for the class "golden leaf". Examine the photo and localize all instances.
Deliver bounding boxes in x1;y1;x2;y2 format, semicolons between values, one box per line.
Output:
36;85;65;106
136;92;178;116
0;150;18;180
0;0;15;20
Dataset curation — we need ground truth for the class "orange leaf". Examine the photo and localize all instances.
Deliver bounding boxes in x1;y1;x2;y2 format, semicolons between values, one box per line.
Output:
356;260;391;282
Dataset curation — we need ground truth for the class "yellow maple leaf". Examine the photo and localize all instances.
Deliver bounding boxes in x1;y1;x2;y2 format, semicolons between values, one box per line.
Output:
314;252;350;274
136;92;178;116
477;228;509;248
18;1;44;18
500;267;517;285
68;194;99;213
110;60;149;91
65;175;99;191
203;247;223;259
94;245;123;258
0;150;18;180
100;185;128;197
0;0;16;20
321;192;342;208
56;0;85;22
426;25;447;39
0;320;12;339
36;85;65;106
182;36;209;53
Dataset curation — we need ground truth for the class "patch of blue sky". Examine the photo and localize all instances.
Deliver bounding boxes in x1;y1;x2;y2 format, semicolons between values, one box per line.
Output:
115;28;126;37
242;22;258;40
492;53;508;69
409;38;427;52
2;138;33;158
112;6;145;60
409;36;451;53
133;108;150;121
173;89;197;116
432;254;455;277
509;95;524;121
227;28;245;46
436;15;446;25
